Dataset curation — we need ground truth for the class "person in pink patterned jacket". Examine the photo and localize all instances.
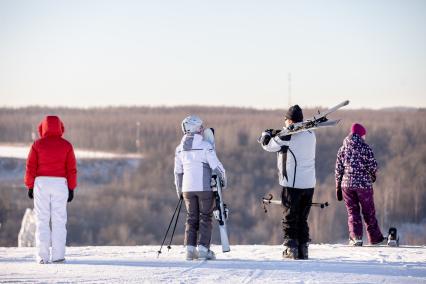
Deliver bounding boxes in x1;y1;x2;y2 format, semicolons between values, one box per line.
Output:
335;123;384;246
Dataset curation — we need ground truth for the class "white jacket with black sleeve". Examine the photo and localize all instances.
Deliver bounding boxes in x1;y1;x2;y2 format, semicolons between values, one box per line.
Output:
261;130;316;189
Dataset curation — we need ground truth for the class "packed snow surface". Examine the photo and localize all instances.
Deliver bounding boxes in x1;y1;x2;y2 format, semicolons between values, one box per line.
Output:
0;245;425;283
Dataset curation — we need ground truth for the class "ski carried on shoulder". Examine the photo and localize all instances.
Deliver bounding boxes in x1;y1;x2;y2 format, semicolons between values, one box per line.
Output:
203;128;230;253
257;100;350;142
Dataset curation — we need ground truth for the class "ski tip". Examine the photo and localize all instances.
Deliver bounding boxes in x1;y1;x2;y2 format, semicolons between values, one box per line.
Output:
334;100;350;109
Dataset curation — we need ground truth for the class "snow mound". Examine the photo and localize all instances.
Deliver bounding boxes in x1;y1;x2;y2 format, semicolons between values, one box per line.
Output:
18;208;36;247
0;245;425;283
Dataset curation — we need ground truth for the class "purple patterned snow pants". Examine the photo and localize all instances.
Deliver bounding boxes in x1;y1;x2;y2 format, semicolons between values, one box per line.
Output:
342;187;384;244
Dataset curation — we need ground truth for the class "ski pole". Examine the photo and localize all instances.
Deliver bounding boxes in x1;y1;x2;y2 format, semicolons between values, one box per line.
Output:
157;196;183;257
167;197;183;251
262;194;329;212
310;202;329;208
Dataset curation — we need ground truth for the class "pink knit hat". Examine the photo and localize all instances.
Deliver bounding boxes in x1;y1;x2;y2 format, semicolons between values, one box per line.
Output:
351;123;366;136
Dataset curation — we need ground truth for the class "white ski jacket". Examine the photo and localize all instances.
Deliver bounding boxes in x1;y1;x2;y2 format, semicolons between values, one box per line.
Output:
262;130;316;189
174;133;226;192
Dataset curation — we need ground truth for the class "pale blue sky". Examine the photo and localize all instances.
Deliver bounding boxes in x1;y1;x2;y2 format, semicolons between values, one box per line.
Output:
1;0;425;109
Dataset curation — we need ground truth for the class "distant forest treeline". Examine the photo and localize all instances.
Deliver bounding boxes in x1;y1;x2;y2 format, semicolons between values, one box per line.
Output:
0;106;425;246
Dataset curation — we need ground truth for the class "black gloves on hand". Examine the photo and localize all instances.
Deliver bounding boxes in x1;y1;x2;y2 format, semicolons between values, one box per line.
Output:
28;189;33;199
336;184;343;201
260;129;290;145
259;129;273;146
67;189;74;203
28;188;74;202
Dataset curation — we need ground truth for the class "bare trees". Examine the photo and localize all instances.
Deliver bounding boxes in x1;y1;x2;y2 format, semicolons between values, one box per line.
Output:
0;107;424;246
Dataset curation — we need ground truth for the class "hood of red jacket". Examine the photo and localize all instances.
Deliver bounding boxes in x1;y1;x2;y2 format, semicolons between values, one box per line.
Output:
38;116;65;138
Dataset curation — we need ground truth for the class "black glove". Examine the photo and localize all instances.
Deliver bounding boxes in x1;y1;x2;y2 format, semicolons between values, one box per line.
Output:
259;129;272;146
210;175;218;187
28;189;33;199
336;184;343;201
67;189;74;203
371;173;376;183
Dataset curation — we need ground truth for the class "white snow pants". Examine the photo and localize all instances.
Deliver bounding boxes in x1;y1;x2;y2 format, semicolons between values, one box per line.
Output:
34;177;68;262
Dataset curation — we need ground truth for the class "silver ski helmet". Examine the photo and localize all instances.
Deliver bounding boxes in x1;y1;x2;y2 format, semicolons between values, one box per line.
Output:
181;115;203;134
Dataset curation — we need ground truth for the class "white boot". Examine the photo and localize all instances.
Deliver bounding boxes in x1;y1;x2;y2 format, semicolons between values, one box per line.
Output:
186;245;198;260
198;245;216;260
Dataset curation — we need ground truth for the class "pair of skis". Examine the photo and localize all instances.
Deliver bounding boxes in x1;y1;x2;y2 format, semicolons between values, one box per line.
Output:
257;100;350;142
204;128;231;253
211;174;231;252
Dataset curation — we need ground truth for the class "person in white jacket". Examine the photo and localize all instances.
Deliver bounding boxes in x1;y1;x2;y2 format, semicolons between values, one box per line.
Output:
259;105;316;260
174;115;226;260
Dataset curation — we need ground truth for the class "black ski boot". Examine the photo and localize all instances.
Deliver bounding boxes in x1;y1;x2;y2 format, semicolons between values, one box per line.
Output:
298;243;309;259
387;227;399;247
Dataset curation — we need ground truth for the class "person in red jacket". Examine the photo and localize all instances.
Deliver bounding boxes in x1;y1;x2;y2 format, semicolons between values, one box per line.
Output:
24;115;77;264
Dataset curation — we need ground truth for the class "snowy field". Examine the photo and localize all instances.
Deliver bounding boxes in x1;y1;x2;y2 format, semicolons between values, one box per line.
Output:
0;144;142;160
0;245;425;283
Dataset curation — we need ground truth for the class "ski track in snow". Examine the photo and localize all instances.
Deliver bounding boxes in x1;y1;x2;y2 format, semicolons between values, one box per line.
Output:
0;245;425;283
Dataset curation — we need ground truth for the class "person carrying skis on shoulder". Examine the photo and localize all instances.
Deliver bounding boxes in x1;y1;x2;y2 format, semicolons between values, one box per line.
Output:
24;115;77;264
174;115;226;260
259;105;316;260
335;123;385;246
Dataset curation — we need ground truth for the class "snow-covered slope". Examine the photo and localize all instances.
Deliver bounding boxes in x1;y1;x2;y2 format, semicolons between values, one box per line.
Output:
0;245;425;283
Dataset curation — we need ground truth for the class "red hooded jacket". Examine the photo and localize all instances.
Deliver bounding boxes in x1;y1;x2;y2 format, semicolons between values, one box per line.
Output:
24;116;77;190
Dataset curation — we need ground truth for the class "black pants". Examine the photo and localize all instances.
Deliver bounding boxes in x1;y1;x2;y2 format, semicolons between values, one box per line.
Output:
282;187;314;246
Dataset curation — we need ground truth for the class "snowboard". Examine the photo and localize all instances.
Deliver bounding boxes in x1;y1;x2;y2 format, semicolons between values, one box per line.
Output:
386;227;399;247
342;228;399;247
257;100;350;142
204;128;230;253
